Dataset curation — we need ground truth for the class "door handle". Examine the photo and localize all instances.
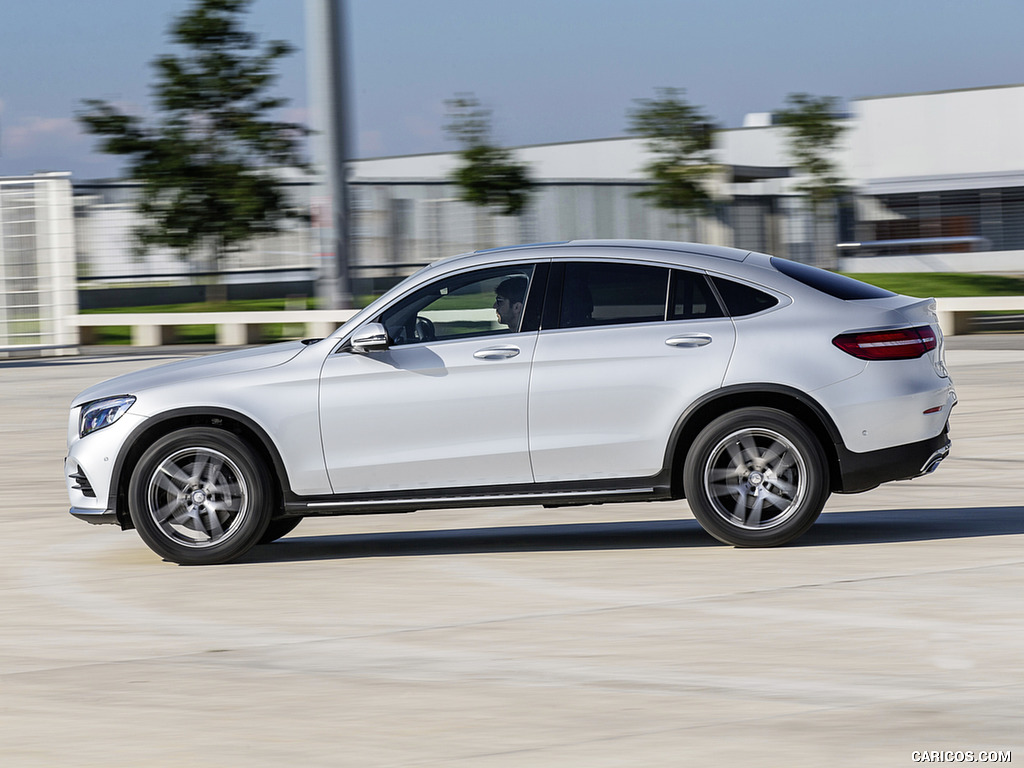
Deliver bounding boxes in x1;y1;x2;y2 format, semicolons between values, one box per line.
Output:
665;334;712;348
473;345;521;360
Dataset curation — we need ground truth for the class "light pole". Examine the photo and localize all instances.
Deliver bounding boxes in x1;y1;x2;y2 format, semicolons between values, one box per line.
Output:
306;0;353;309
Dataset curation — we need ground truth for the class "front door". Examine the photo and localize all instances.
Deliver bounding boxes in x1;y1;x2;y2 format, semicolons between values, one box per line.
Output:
319;264;539;495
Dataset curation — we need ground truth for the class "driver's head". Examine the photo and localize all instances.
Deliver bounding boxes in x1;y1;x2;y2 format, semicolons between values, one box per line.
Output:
495;275;528;330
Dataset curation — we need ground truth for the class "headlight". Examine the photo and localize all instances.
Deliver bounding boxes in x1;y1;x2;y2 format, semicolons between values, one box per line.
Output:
79;396;136;437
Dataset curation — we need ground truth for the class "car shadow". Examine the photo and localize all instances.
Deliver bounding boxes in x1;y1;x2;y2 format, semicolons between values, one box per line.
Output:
240;506;1024;564
799;505;1024;546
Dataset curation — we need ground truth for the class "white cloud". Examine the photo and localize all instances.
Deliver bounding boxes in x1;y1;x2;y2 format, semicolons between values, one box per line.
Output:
6;115;86;152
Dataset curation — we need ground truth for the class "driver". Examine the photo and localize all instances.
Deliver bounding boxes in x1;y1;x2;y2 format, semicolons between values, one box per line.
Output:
494;276;528;332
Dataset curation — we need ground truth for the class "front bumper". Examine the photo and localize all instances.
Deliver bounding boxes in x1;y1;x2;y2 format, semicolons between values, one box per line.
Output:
70;506;119;525
65;409;145;525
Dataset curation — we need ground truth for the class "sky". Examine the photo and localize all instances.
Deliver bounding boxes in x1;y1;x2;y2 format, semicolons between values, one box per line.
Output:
1;0;1023;180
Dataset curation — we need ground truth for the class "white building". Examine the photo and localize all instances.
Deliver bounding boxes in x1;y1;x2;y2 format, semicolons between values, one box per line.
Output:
13;81;1024;315
349;82;1024;277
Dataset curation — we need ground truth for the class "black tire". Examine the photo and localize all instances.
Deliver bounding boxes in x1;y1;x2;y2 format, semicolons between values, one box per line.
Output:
683;407;829;547
128;428;273;565
258;516;303;545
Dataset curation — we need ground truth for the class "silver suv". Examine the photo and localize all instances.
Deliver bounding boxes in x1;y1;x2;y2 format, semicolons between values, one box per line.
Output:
65;240;956;564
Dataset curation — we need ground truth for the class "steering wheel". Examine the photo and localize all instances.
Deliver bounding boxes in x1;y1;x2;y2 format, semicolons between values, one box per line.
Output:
413;316;436;342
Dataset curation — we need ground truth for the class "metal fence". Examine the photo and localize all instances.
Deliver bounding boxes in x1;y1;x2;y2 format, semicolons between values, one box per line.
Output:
346;182;820;279
0;174;77;355
8;171;1022;355
67;178;836;300
74;182;319;285
17;174;1024;312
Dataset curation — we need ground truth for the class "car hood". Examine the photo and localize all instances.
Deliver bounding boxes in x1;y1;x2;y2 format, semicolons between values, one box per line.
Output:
71;341;312;407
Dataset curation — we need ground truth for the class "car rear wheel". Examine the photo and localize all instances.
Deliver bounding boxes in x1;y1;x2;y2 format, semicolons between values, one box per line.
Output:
683;407;829;547
128;428;272;565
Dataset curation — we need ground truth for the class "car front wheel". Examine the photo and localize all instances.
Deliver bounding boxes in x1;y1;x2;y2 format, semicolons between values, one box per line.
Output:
128;428;273;565
259;516;302;545
683;407;829;547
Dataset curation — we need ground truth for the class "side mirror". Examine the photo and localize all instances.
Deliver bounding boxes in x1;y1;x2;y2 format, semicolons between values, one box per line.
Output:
350;322;390;353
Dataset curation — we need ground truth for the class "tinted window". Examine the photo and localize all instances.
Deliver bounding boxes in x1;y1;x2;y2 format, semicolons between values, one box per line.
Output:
770;257;896;300
711;276;779;317
670;270;725;320
559;262;667;328
381;265;535;345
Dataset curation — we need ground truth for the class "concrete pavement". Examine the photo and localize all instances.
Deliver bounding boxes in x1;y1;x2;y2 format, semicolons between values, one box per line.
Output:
0;342;1021;767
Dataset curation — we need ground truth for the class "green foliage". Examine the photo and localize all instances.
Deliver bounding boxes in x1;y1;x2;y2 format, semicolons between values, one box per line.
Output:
627;88;716;213
848;272;1024;298
776;93;847;207
80;296;317;345
444;95;533;216
78;0;308;267
80;297;314;314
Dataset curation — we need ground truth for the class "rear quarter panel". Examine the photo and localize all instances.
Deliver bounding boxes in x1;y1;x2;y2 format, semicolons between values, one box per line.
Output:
718;271;951;453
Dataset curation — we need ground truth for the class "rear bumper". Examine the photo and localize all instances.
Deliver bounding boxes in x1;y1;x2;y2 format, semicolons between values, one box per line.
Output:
834;424;951;494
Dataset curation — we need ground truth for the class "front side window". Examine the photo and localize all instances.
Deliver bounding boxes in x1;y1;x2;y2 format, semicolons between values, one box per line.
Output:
381;265;535;346
558;262;668;328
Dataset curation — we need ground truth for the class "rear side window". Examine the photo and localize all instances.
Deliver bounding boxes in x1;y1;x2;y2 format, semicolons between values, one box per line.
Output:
770;256;896;300
559;262;668;328
670;270;725;320
711;277;779;317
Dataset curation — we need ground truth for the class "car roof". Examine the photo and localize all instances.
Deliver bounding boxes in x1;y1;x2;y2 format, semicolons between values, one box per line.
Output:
422;239;757;276
564;240;752;262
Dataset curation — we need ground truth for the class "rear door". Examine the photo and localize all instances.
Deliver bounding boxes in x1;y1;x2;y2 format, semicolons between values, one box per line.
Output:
528;260;736;482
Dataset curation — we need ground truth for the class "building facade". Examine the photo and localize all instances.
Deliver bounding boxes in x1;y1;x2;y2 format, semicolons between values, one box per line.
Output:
346;83;1024;282
13;82;1024;316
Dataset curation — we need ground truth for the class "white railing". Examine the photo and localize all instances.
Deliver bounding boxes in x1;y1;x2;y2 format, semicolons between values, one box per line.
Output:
935;296;1024;336
68;309;360;347
0;175;77;356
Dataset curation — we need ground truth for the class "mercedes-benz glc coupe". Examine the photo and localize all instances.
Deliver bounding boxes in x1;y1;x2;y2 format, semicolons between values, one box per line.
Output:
66;240;955;564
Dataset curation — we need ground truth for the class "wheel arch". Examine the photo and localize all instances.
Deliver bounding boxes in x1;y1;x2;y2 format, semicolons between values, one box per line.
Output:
108;407;290;530
666;384;845;497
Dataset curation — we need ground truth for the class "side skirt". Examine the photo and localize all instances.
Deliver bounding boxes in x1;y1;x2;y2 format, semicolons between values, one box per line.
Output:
284;480;674;518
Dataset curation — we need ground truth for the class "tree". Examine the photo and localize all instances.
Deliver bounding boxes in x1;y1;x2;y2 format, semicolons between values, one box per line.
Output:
776;93;849;266
776;93;848;207
627;87;717;228
78;0;308;287
444;94;533;218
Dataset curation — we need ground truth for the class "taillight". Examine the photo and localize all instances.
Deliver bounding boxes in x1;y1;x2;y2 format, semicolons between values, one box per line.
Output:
832;325;937;360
